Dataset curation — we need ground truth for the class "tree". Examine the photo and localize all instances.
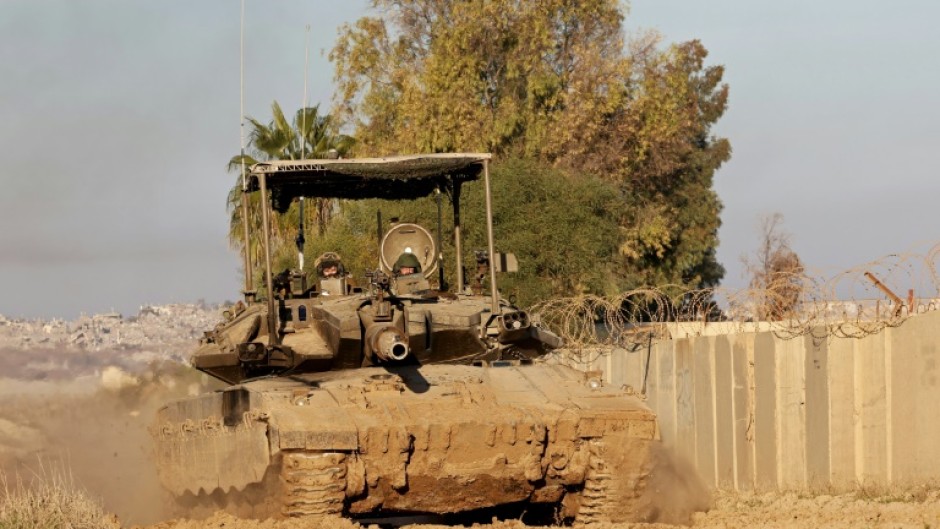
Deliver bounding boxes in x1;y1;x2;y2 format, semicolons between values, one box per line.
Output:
604;40;730;290
226;102;355;284
331;1;730;297
742;213;805;320
331;0;628;158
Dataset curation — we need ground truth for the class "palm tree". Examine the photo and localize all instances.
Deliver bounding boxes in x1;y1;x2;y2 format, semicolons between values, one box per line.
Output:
226;102;355;276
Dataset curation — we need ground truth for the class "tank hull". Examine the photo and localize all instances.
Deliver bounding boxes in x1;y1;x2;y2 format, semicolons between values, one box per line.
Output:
153;363;657;522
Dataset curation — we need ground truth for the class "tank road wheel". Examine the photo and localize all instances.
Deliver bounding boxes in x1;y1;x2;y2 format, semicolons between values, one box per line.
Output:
280;451;348;517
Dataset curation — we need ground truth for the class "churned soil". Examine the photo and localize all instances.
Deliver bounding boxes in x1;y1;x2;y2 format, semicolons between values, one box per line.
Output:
136;489;940;529
138;489;940;529
689;489;940;529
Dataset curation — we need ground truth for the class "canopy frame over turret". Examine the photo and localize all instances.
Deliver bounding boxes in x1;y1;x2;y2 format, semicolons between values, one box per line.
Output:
248;153;491;205
244;154;498;342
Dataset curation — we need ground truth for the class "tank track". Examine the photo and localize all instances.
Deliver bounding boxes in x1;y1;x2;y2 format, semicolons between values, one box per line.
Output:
281;451;347;517
574;438;654;524
575;439;614;524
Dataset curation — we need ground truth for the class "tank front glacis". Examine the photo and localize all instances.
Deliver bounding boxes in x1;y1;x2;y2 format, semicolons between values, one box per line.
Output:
154;363;658;522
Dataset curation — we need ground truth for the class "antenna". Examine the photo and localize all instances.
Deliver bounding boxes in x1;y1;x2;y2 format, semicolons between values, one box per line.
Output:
238;0;254;300
239;0;246;190
300;24;310;159
296;24;311;272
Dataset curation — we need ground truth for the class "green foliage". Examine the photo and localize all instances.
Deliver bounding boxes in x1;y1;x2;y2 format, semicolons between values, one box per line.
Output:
331;0;628;158
228;102;355;166
460;159;623;306
227;102;355;290
300;212;376;281
301;159;621;308
330;1;731;299
610;40;730;289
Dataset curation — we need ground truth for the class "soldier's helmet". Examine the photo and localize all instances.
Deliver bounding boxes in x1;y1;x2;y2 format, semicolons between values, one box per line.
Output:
315;252;346;278
392;250;422;276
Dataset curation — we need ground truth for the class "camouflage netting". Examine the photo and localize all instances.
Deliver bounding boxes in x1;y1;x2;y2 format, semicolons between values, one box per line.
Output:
248;154;489;210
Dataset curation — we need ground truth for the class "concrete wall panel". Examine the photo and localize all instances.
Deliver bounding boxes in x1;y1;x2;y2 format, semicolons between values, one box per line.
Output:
607;347;622;387
675;339;696;463
732;334;754;490
621;345;641;391
890;311;940;481
855;333;888;484
827;336;856;487
653;341;676;446
604;348;616;385
887;323;914;482
693;337;717;487
777;336;806;489
804;332;830;487
637;341;654;395
911;313;940;478
714;335;735;488
754;332;778;491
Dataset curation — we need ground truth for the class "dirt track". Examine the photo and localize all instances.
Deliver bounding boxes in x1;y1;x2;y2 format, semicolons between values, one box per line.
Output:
142;490;940;529
3;345;940;529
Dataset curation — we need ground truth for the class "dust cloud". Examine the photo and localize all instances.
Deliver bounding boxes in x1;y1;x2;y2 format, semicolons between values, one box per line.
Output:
0;348;221;525
642;444;712;525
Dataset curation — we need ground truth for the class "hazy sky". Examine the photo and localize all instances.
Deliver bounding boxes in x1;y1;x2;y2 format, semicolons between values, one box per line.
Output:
1;1;938;319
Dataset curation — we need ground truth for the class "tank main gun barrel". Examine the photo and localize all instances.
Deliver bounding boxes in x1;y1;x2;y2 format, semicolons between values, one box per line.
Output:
366;324;410;362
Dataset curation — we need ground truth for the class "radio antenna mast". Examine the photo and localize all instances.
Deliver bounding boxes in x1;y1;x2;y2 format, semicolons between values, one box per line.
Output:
295;24;311;272
239;0;255;301
300;24;310;159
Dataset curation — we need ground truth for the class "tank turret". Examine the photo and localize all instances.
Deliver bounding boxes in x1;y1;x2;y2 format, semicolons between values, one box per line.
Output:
191;155;561;384
192;236;561;384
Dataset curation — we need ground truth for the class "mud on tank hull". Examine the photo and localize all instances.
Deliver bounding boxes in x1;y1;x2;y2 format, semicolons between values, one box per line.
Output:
153;363;658;523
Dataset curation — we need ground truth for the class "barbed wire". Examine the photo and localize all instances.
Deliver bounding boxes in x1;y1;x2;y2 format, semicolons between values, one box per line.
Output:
530;244;940;355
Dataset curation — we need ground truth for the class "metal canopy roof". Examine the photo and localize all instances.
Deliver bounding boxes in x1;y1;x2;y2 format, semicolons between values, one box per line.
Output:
248;154;491;211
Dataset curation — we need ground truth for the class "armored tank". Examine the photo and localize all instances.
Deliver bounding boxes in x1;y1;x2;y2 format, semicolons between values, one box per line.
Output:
153;154;658;523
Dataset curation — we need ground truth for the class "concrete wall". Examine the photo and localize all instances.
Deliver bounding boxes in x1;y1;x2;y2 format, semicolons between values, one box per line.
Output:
584;310;940;490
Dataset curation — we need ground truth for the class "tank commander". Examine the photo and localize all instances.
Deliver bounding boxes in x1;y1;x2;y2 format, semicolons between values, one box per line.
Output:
315;253;345;278
315;252;348;296
391;249;430;295
321;263;340;278
392;249;422;277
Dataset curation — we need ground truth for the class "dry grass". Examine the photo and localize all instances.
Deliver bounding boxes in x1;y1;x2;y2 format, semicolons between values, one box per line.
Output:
852;481;940;504
0;463;120;529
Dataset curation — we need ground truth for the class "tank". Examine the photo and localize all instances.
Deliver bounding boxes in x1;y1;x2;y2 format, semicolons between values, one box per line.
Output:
153;154;659;523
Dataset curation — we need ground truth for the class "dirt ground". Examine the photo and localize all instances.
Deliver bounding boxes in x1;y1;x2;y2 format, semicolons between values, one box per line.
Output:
0;347;222;525
141;490;940;529
3;347;940;529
